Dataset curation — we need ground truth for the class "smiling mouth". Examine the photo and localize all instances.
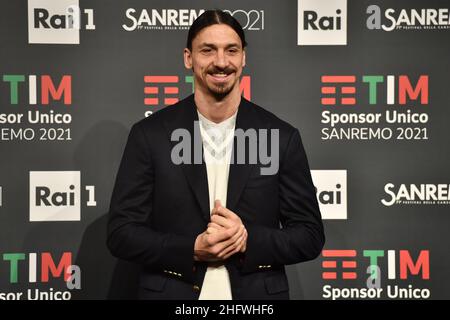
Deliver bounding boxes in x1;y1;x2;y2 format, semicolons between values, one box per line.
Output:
208;72;233;83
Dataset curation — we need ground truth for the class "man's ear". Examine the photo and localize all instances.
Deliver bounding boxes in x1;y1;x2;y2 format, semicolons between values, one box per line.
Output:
184;48;192;69
242;49;246;68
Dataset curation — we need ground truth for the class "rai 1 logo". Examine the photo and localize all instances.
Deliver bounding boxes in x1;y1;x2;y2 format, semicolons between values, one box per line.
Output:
29;171;96;222
311;170;347;220
297;0;347;45
28;0;95;44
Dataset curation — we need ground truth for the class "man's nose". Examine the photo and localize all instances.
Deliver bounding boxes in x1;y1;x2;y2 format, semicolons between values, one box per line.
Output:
213;50;228;69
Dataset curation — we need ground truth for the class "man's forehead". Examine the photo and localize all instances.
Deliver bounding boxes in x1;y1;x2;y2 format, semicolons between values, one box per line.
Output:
193;24;242;46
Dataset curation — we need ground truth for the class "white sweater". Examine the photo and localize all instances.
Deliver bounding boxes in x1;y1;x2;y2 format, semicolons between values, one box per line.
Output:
197;109;237;300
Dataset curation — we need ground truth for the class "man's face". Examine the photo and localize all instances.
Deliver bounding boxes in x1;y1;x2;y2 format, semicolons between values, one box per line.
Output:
184;24;246;99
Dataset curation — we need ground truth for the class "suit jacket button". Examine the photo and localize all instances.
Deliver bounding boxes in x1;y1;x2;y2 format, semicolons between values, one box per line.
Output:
193;285;200;292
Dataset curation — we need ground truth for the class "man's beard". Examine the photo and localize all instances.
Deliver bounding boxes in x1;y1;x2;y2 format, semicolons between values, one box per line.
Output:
205;66;238;100
207;78;236;100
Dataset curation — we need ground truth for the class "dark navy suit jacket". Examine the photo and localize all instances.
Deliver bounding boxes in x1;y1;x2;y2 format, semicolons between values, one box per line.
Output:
107;94;325;299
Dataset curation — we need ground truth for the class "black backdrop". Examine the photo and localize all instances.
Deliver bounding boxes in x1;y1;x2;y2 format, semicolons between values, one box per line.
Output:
0;0;449;300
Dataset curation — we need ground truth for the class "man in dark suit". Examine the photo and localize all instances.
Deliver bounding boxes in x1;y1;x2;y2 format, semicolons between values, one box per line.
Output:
107;10;324;300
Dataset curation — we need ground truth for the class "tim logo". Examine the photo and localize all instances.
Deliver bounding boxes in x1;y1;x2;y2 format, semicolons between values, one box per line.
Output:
28;0;95;44
143;75;251;117
322;249;430;280
311;170;347;220
2;74;72;105
29;171;96;221
321;75;429;106
297;0;347;45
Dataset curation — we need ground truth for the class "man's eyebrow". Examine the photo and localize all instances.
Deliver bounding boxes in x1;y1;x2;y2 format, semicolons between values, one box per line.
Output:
225;43;241;49
199;42;241;49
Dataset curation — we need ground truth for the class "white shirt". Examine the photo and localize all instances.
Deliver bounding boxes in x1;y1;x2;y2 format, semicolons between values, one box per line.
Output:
197;109;237;300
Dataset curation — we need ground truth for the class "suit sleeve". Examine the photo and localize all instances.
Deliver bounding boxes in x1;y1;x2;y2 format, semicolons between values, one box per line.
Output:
106;122;197;282
240;128;325;273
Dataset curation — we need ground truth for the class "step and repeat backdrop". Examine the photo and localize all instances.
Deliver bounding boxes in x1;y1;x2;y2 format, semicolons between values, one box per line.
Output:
0;0;449;300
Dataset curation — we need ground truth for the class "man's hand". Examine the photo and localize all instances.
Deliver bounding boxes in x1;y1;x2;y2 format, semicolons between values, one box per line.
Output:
208;200;247;255
194;224;245;261
194;200;247;261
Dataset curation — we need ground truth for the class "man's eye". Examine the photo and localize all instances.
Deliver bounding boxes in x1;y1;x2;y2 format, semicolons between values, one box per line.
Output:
201;48;212;53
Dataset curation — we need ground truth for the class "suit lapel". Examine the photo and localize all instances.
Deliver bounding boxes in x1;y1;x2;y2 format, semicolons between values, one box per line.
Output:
226;98;257;212
163;95;211;221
